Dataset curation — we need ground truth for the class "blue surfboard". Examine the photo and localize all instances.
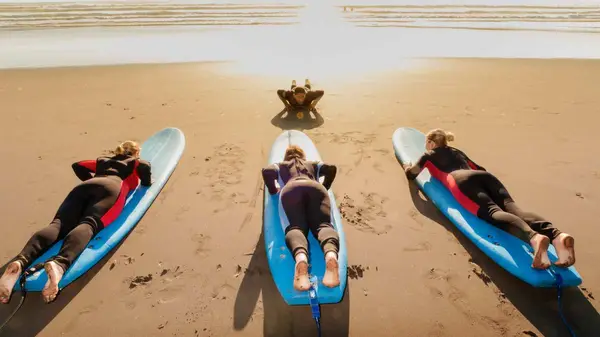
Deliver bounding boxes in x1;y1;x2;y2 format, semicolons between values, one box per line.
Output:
14;127;186;292
392;127;582;287
263;130;348;305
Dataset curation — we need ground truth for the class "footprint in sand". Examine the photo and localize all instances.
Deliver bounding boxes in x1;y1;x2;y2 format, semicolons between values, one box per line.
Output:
204;143;246;200
175;205;191;221
372;161;385;173
109;254;136;270
192;233;211;257
340;193;392;235
371;148;391;172
407;207;443;232
158;266;183;279
403;241;432;252
373;148;391;156
423;268;509;335
213;192;250;213
317;131;377;146
211;283;236;300
428;321;446;337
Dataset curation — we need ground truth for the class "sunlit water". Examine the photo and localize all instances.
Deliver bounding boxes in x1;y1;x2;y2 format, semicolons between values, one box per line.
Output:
1;0;600;78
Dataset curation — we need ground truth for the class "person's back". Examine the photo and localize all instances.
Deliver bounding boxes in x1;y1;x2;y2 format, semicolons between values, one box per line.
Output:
275;157;318;184
96;154;139;178
424;146;475;173
73;153;152;190
408;144;485;182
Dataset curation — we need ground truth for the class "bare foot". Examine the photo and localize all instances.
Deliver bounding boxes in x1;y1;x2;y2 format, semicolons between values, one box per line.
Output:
293;260;310;292
0;261;23;304
553;233;576;268
530;234;551;270
42;261;64;303
322;257;340;288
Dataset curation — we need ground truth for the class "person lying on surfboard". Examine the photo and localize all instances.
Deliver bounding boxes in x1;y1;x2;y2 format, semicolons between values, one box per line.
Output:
262;145;340;291
403;129;576;270
0;141;152;304
276;79;324;120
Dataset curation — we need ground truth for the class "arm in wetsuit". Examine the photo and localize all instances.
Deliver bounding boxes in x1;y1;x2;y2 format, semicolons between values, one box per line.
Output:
137;159;153;186
307;90;325;110
404;153;431;180
314;162;337;190
276;90;293;109
261;164;280;195
72;160;97;181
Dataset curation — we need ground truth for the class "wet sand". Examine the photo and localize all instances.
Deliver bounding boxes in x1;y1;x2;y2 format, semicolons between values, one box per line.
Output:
0;58;599;336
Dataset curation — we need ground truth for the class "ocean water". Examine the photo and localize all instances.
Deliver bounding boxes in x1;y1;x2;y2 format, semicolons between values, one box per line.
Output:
1;0;600;75
2;0;600;32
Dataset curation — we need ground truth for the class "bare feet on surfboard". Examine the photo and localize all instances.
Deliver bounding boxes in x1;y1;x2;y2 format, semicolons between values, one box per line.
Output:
294;260;311;291
0;261;23;304
42;261;64;303
553;233;576;268
322;256;340;288
530;234;551;269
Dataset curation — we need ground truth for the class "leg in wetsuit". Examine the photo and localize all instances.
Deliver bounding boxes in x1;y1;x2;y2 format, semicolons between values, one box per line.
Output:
13;176;124;272
280;178;339;258
453;170;562;242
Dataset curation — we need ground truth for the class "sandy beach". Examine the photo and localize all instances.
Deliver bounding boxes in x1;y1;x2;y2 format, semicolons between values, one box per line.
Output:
0;57;599;337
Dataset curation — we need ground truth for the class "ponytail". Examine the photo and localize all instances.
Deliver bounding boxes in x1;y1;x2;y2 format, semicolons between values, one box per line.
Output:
426;129;455;147
115;140;140;157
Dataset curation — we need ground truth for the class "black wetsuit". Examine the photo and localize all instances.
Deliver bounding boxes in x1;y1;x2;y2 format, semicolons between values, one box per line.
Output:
262;158;339;257
276;83;325;111
408;146;561;242
14;155;151;272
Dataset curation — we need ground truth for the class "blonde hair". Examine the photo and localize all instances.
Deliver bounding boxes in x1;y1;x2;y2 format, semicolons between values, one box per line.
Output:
115;140;141;157
284;145;306;161
426;129;455;147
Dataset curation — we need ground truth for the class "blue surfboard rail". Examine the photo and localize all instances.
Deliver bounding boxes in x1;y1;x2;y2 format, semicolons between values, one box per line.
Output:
14;127;186;292
263;130;348;305
392;127;582;288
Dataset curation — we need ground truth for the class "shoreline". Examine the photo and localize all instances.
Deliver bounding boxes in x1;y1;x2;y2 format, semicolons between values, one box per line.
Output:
3;55;600;73
4;27;600;73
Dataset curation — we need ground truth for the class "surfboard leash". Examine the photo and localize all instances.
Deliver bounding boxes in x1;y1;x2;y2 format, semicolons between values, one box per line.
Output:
554;274;577;337
308;275;322;337
0;263;44;332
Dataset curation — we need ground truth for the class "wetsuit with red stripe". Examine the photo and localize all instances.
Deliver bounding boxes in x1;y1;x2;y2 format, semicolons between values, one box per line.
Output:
13;154;152;272
71;155;152;228
407;146;561;242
